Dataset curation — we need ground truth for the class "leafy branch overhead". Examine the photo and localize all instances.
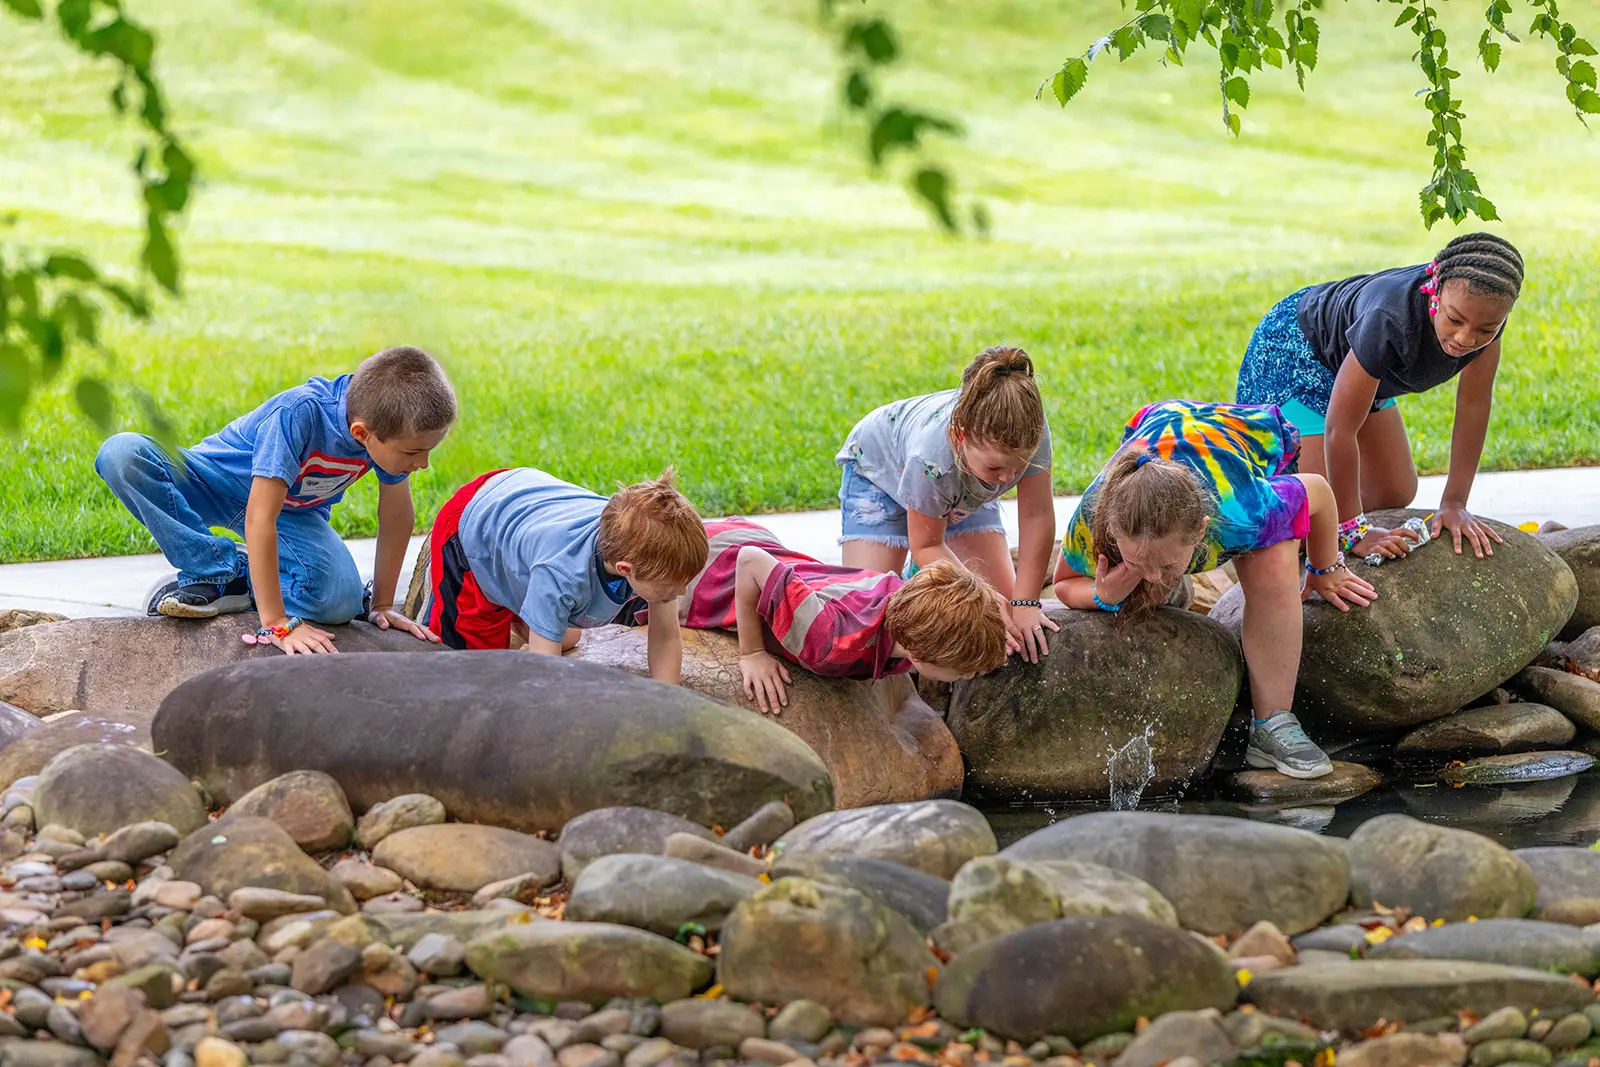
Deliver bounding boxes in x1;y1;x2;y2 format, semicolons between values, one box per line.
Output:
1;0;193;434
1040;0;1596;227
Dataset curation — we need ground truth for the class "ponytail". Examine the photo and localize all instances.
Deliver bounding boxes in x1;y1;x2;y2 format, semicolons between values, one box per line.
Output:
950;346;1045;455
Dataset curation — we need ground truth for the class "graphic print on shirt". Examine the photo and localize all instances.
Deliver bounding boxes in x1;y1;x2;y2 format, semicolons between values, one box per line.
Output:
286;452;370;509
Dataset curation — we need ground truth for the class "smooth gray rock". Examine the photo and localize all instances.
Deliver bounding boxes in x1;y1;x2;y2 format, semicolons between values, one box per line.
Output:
769;853;949;934
1366;918;1600;976
565;854;760;936
1517;847;1600;926
775;800;994;879
1348;814;1537;922
558;807;719;883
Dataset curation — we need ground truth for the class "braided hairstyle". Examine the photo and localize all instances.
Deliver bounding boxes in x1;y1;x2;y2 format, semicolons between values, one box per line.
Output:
1427;232;1524;304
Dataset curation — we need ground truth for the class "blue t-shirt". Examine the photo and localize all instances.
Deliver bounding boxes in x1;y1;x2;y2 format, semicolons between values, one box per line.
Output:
457;468;634;644
185;375;407;514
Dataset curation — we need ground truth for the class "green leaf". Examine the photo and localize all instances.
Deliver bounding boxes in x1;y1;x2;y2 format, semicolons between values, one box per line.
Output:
1225;110;1242;134
55;0;91;37
1139;13;1172;39
143;216;179;293
1578;87;1600;112
0;344;33;429
1;0;44;18
1295;40;1318;70
74;378;115;431
84;19;156;69
42;254;99;282
1573;38;1599;56
844;69;872;109
1174;0;1206;36
971;202;991;237
1479;31;1502;71
1225;75;1252;107
843;18;898;65
97;280;150;319
1263;45;1284;67
52;292;97;348
912;167;957;232
1051;58;1090;105
1573;59;1598;86
1111;25;1143;59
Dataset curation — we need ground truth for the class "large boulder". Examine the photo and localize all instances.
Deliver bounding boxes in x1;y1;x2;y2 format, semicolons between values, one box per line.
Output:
1539;525;1600;638
934;916;1236;1043
571;626;962;808
774;800;994;879
465;921;712;1004
0;715;142;789
1211;510;1577;734
0;617;444;739
168;815;356;914
768;853;950;934
1001;812;1349;936
1347;814;1537;921
947;608;1242;802
0;702;40;752
33;743;206;838
153;652;834;833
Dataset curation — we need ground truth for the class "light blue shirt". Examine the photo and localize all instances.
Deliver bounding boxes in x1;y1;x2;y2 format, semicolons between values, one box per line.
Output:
185;374;407;515
457;468;632;643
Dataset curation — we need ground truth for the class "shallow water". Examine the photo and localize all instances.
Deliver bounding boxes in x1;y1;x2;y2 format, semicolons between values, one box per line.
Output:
983;766;1600;851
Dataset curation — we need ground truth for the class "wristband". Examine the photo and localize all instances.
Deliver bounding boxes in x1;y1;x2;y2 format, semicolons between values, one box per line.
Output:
1337;514;1370;555
255;617;303;640
1091;591;1122;614
1305;552;1346;576
1009;599;1043;608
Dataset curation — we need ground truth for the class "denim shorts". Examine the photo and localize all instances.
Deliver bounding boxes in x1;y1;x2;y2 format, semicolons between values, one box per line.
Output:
837;461;1006;548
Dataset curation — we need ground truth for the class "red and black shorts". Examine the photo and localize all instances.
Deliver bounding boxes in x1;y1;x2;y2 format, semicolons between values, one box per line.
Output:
427;469;515;651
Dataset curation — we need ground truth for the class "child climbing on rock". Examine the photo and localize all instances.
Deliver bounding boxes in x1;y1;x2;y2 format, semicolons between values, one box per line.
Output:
422;467;708;683
1236;233;1524;561
1052;401;1377;779
835;346;1058;663
680;517;1009;713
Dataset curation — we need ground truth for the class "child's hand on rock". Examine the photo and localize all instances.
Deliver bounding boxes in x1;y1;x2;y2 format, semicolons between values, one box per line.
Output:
739;650;791;715
368;607;441;643
1304;566;1378;612
274;622;339;655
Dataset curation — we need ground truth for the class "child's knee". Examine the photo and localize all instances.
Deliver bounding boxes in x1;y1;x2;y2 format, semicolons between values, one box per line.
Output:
94;432;157;482
300;576;365;625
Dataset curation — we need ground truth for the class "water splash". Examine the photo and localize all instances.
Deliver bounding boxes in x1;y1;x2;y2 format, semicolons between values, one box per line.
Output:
1108;724;1156;811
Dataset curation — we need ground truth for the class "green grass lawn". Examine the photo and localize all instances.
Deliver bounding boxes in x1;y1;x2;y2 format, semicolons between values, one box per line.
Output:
2;0;1598;561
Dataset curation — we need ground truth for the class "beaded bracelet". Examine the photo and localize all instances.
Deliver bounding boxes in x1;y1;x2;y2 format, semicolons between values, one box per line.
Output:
1092;590;1122;613
1305;552;1347;576
1009;599;1043;608
256;617;303;640
1337;514;1371;555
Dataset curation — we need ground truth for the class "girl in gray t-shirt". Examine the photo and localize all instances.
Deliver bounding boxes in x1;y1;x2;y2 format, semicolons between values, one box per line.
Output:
834;346;1058;663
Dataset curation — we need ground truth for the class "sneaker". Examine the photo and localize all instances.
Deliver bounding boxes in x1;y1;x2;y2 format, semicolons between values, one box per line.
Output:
1246;712;1334;779
155;574;253;619
361;579;375;619
144;572;182;617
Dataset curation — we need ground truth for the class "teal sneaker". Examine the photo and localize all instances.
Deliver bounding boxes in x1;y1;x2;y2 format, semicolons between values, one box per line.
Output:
1246;712;1334;780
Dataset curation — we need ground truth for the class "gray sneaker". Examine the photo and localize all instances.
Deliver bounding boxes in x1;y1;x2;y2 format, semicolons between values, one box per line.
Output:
1247;712;1334;779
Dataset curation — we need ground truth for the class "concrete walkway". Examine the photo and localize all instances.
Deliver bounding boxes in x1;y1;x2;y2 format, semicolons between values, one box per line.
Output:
3;467;1596;619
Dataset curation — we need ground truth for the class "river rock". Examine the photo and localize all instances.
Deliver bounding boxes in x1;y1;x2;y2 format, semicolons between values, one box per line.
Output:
1338;1033;1468;1067
558;807;719;883
1539;525;1600;638
774;800;994;879
168;815;356;913
229;770;354;853
722;801;795;853
573;626;962;807
935;916;1235;1042
1212;510;1577;733
717;878;938;1026
1366;918;1600;975
947;607;1242;802
154;652;833;832
0;609;66;632
1440;750;1597;785
1348;814;1536;921
1001;812;1348;936
330;858;404;901
355;793;447;848
32;743;205;838
0;617;444;737
1516;847;1600;925
657;1000;765;1050
1222;761;1383;804
0;715;142;789
1510;667;1600;732
932;857;1176;956
1398;703;1577;756
1115;1010;1234;1067
1557;625;1600;675
0;701;40;752
1243;960;1591;1032
465;921;712;1003
565;854;761;935
373;824;561;893
768;853;949;933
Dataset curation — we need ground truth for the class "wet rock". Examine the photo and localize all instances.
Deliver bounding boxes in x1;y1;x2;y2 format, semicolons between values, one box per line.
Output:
355;793;447;849
932;857;1176;956
168;815;356;914
1510;668;1600;732
661;833;764;878
768;853;949;934
775;800;994;880
0;715;142;789
1538;524;1600;639
229;771;354;853
1348;815;1537;921
1338;1033;1467;1067
155;652;834;832
329;858;403;901
1001;811;1349;936
1366;918;1600;975
373;824;561;894
1243;960;1591;1032
1221;761;1383;804
573;626;962;807
557;808;718;884
657;1000;764;1050
722;802;795;854
409;933;467;976
1517;847;1600;925
718;877;936;1026
1441;751;1597;785
565;854;761;936
1398;704;1577;755
935;916;1236;1042
33;743;205;838
1114;1009;1233;1067
465;921;712;1003
947;607;1243;802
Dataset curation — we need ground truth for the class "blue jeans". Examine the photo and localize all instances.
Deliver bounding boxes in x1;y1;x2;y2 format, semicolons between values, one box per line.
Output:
95;433;365;623
837;460;1006;548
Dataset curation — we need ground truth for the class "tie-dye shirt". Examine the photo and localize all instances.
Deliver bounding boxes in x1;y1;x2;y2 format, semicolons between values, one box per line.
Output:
1060;401;1311;576
680;518;912;681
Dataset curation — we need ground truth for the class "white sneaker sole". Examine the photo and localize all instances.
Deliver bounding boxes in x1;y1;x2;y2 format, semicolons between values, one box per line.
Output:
156;592;255;619
1246;749;1335;780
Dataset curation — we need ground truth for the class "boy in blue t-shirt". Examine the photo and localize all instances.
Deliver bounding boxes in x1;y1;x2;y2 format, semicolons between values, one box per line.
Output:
95;347;456;655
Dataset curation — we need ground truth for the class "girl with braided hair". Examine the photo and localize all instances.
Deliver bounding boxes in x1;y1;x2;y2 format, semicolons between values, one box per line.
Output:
1236;232;1524;559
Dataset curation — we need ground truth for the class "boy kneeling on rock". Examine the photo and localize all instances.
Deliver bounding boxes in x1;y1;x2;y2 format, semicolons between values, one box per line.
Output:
424;467;709;683
681;518;1009;713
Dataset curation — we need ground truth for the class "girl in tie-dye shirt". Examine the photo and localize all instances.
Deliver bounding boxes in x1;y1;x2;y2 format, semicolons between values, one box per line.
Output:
1052;400;1375;781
